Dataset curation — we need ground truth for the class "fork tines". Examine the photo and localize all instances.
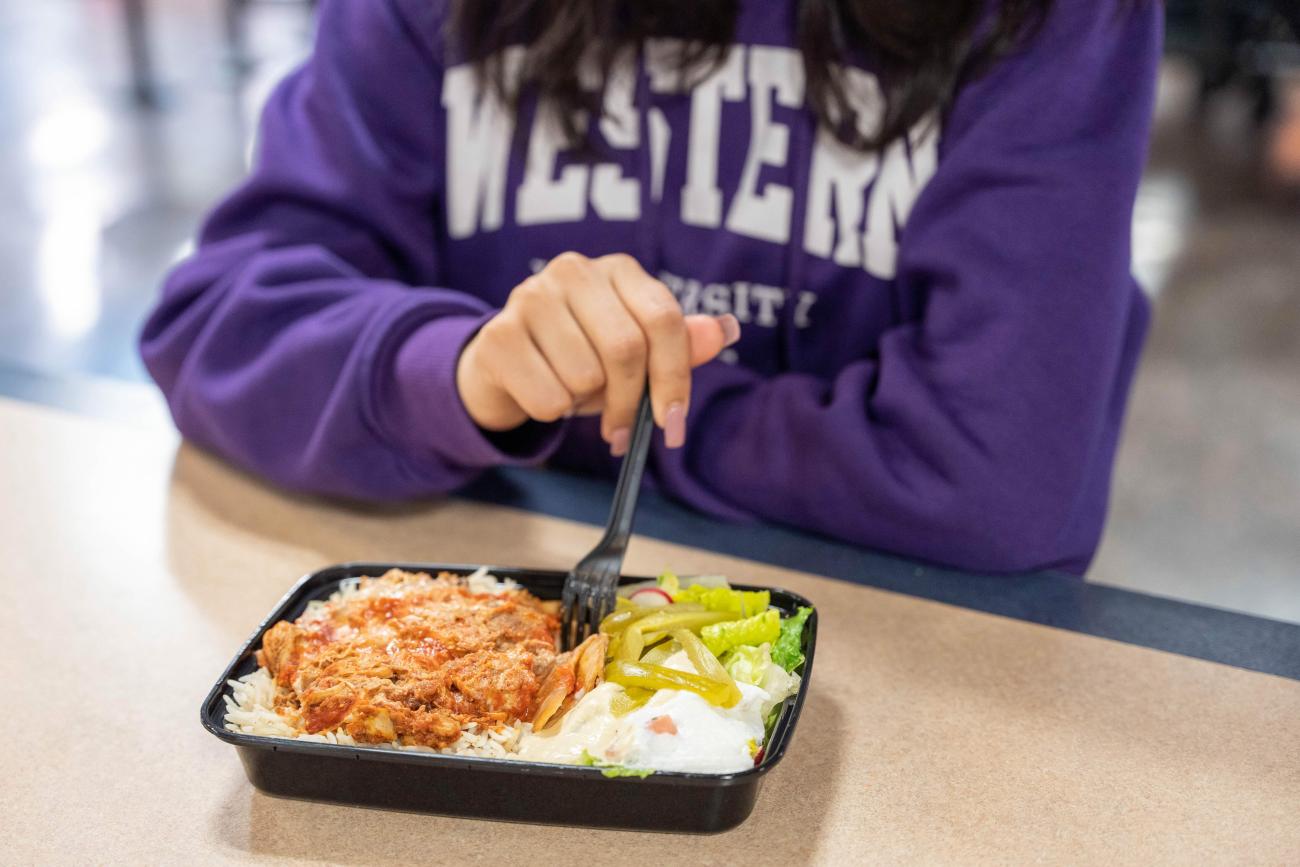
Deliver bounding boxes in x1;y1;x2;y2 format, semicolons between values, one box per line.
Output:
559;392;654;652
561;559;619;650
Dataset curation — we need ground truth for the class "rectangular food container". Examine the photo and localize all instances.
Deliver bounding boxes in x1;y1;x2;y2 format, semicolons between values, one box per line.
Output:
201;562;817;833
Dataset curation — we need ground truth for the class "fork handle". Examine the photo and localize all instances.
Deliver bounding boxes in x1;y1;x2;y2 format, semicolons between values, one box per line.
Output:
601;391;655;545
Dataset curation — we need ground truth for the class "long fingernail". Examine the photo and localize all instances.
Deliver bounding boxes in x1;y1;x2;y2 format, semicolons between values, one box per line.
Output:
718;314;741;347
664;402;686;449
610;428;630;457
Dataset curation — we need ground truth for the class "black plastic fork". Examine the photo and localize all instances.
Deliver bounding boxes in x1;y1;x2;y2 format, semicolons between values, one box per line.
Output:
560;391;656;651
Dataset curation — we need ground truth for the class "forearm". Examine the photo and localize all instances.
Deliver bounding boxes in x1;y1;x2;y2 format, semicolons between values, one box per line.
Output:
142;238;566;500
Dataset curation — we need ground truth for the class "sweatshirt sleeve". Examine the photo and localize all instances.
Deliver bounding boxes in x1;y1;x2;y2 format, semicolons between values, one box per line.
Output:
648;0;1162;572
140;0;564;499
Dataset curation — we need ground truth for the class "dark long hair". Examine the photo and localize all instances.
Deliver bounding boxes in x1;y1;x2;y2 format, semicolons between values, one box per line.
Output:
451;0;1054;152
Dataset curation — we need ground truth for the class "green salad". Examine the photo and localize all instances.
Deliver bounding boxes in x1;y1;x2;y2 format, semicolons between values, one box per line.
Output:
581;571;813;776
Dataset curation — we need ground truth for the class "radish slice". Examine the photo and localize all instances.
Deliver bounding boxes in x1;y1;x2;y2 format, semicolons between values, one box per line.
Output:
628;587;673;607
616;579;660;598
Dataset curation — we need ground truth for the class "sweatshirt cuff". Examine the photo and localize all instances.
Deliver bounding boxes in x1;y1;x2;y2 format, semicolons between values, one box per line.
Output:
383;314;568;468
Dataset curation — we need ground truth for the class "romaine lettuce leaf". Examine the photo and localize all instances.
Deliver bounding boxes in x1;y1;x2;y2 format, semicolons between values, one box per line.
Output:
760;655;800;713
579;749;655;778
656;571;680;595
771;607;813;672
724;642;801;717
763;703;782;742
673;584;770;617
701;609;780;656
599;766;655;779
722;643;769;686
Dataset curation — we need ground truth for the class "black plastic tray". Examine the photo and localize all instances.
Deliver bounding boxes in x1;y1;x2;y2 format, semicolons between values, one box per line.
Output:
201;562;817;833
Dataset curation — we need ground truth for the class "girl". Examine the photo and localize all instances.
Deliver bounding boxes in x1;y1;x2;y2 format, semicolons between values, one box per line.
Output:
142;0;1161;574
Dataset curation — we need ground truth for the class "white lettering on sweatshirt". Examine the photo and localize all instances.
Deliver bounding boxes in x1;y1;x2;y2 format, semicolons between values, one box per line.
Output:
529;258;818;339
804;68;883;268
590;59;641;220
443;43;940;280
517;107;589;225
865;123;940;279
440;46;522;238
675;45;745;227
725;46;804;243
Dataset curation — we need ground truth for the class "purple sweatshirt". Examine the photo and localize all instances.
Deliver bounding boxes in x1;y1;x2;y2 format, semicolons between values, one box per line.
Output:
141;0;1161;575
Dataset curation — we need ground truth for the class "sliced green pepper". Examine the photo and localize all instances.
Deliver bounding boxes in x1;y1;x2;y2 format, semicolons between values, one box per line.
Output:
604;660;740;708
600;608;643;635
639;640;681;666
604;601;707;633
609;686;654;717
629;609;737;635
615;624;645;662
671;628;742;707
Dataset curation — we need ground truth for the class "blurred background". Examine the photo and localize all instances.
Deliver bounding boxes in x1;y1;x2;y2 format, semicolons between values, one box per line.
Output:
0;0;1296;621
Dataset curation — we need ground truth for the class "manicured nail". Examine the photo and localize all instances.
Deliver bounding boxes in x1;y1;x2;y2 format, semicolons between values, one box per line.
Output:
718;314;741;347
664;402;686;449
610;427;630;457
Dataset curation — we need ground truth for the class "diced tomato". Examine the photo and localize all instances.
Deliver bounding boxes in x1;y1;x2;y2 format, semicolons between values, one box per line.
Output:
647;715;678;735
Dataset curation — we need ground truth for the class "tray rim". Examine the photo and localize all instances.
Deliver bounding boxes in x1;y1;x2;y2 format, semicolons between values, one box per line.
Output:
201;561;818;790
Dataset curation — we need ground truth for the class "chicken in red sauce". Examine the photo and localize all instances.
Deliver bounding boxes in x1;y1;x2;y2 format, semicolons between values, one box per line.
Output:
256;569;605;748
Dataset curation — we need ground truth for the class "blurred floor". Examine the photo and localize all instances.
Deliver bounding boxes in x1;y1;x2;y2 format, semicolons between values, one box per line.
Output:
0;0;308;379
1090;62;1300;622
0;2;1295;621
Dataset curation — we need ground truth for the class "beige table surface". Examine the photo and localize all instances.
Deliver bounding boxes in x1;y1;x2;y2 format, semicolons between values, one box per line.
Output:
1;395;1298;866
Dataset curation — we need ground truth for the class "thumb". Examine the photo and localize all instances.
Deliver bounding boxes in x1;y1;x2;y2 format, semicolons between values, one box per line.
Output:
685;314;741;367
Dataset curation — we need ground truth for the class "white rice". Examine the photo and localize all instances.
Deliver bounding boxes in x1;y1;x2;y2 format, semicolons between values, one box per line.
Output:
222;568;531;759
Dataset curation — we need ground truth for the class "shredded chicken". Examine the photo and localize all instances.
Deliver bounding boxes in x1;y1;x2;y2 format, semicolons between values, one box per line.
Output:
255;569;605;748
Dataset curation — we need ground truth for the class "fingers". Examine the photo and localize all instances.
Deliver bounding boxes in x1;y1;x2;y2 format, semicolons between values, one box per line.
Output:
596;254;691;446
555;255;648;449
472;252;744;454
512;275;607;402
685;313;739;367
474;315;574;424
572;394;606;416
455;335;530;431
